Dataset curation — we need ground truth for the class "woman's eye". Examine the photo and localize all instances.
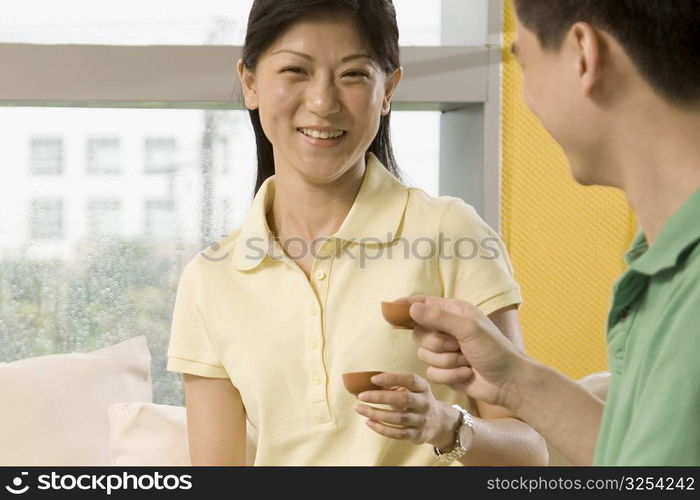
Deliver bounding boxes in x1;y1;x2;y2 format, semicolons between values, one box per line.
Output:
343;71;369;79
281;67;305;75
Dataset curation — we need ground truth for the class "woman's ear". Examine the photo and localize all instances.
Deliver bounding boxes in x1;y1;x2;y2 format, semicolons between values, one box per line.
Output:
237;59;259;110
381;67;403;116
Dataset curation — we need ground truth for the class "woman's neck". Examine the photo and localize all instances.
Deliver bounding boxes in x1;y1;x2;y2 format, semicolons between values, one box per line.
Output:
267;159;367;243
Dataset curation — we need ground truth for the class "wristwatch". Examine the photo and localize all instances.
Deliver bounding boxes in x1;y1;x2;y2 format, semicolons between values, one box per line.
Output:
433;404;475;464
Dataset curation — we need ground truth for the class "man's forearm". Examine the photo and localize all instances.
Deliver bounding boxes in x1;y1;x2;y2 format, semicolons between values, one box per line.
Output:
506;359;604;465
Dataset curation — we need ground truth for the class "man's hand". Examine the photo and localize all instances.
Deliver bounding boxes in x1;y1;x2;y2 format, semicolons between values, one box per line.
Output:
403;296;527;409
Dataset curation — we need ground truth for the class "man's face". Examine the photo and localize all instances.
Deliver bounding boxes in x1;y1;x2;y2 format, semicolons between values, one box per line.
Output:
512;20;561;124
512;17;605;186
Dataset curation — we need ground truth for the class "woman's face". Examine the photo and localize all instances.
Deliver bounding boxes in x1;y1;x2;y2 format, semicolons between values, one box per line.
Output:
239;13;401;183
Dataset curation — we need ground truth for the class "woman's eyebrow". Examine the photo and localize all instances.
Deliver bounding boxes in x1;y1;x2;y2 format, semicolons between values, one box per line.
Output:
271;49;313;61
341;53;372;63
269;49;372;63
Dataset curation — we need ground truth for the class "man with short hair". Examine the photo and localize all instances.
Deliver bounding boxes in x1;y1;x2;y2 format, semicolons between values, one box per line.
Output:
404;0;700;465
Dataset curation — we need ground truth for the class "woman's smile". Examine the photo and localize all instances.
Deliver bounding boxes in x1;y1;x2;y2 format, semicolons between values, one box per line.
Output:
297;127;348;148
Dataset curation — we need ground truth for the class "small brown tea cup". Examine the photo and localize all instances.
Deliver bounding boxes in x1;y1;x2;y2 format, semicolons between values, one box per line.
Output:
381;301;416;329
342;371;384;396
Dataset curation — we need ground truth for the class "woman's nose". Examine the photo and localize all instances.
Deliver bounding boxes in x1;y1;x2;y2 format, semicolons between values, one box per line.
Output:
305;77;341;117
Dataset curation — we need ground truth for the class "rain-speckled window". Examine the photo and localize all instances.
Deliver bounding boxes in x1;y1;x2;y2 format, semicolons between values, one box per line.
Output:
0;0;448;406
0;105;440;405
0;0;501;417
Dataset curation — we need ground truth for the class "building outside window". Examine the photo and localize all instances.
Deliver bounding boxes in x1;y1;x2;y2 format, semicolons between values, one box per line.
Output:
87;138;120;175
144;199;177;239
213;135;230;175
31;138;63;175
86;199;121;236
30;199;64;239
144;137;177;174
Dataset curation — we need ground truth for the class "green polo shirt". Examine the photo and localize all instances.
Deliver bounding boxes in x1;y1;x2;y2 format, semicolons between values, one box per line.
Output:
594;187;700;465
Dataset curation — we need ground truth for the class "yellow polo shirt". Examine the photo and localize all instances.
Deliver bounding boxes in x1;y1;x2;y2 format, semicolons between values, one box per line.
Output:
167;153;522;465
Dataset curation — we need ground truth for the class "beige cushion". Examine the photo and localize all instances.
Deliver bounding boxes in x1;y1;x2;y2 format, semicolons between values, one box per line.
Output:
547;371;611;466
0;336;152;465
108;402;257;465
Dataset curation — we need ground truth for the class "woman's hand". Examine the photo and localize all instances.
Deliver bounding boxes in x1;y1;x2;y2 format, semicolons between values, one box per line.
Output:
354;373;461;450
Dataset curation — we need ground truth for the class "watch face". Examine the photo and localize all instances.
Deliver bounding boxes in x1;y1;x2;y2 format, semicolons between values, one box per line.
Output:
458;422;474;451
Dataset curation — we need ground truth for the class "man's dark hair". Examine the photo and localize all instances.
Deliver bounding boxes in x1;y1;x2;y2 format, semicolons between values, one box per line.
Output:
514;0;700;105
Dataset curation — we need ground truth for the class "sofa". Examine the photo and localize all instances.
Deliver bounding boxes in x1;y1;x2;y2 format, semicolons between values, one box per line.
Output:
0;335;608;466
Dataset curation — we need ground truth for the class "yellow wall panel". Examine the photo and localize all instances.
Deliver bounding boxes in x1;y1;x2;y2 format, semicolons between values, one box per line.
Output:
501;0;638;379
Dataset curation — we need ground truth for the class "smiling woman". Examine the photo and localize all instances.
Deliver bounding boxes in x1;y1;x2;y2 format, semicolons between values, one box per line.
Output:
166;0;547;466
237;6;403;280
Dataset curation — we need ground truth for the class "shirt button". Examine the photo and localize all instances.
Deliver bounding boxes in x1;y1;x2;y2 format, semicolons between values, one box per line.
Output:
310;306;319;316
314;270;327;281
314;374;322;385
311;338;320;349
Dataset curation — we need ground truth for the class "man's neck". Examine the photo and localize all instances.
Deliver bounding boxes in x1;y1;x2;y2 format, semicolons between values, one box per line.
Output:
616;101;700;245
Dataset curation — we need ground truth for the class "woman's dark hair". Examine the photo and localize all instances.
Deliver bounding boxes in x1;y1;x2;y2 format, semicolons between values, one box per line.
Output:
514;0;700;105
242;0;402;196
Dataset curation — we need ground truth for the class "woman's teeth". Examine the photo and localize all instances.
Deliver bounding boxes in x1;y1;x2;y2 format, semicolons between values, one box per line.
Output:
299;128;345;140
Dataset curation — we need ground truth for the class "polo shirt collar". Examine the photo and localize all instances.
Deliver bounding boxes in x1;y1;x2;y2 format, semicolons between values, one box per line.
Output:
232;173;277;271
626;186;700;276
233;153;409;271
333;153;409;245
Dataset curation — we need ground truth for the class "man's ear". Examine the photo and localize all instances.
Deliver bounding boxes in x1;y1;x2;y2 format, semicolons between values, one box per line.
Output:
381;67;403;116
568;22;603;98
237;59;259;110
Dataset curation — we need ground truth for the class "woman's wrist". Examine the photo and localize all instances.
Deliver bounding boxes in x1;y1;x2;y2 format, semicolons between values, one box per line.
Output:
428;402;462;450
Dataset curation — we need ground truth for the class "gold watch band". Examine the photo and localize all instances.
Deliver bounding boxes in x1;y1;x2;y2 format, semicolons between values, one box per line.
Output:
433;404;474;464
